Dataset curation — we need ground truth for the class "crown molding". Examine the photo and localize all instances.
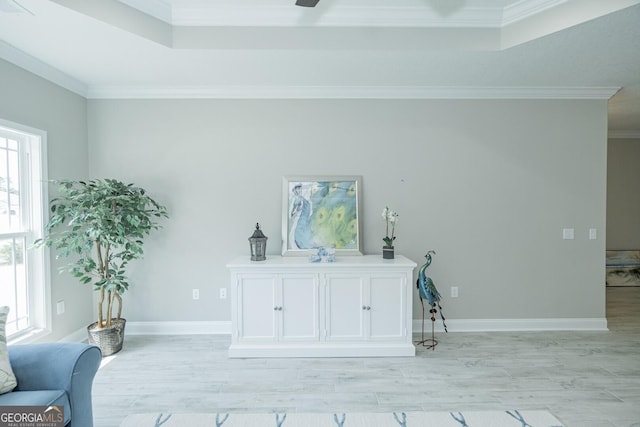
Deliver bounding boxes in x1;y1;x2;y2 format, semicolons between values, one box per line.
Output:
86;85;620;100
0;40;87;97
170;5;501;28
1;39;618;102
502;0;567;26
116;0;562;28
115;0;502;28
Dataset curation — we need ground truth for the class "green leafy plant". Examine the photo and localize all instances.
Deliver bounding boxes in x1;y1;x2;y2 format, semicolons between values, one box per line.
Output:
382;205;398;247
34;179;168;329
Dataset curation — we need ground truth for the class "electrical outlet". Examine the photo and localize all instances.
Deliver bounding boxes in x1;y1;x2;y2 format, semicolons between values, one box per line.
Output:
56;300;65;315
589;228;597;240
192;289;199;300
451;286;459;298
220;288;227;299
562;228;574;240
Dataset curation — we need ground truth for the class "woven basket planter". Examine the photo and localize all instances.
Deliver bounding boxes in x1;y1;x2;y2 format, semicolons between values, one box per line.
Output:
87;318;126;356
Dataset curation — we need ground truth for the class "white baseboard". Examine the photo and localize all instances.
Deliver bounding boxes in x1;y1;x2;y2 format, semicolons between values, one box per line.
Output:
412;317;608;333
126;321;232;335
59;327;90;342
56;318;609;342
55;321;231;342
120;318;607;337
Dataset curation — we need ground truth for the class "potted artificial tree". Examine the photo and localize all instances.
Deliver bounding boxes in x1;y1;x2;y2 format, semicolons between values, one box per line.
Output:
35;179;168;356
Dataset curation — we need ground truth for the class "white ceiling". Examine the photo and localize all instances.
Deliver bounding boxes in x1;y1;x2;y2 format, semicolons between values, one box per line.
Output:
1;0;639;136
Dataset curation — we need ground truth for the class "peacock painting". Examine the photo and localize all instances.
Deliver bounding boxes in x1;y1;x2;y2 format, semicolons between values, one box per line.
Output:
416;250;448;333
287;178;359;252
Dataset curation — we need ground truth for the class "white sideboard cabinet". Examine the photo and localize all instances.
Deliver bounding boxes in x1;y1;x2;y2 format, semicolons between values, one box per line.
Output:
227;255;417;358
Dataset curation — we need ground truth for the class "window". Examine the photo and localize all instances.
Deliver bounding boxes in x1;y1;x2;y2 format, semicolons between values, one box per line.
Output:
0;119;48;340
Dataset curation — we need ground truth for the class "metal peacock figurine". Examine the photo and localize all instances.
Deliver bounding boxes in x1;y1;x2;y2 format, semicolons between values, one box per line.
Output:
416;250;447;349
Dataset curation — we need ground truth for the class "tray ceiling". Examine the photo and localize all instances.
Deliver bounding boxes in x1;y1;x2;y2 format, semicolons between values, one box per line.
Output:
0;0;639;134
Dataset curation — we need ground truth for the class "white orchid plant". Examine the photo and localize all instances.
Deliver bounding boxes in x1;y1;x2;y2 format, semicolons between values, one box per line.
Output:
382;206;399;247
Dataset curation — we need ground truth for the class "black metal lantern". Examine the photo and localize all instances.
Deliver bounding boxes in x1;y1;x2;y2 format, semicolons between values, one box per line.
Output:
248;223;268;261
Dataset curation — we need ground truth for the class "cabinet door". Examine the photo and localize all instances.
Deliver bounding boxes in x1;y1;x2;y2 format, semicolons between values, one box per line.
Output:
368;274;406;340
324;274;365;341
280;274;319;341
236;275;277;342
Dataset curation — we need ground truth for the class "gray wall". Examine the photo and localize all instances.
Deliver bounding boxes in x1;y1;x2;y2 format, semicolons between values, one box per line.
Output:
0;58;92;341
88;98;608;323
607;138;640;250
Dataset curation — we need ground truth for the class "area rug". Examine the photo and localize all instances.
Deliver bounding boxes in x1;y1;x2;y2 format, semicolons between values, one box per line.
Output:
120;410;564;426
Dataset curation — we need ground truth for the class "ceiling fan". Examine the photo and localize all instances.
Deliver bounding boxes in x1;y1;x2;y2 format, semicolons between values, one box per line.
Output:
295;0;320;7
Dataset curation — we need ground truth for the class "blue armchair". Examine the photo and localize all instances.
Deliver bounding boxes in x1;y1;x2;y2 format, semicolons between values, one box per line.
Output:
1;342;101;427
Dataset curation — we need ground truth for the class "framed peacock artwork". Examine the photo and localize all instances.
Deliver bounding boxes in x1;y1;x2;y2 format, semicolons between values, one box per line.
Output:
282;175;363;256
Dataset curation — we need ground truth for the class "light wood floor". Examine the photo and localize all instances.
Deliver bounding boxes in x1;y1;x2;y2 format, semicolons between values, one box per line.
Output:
92;286;640;427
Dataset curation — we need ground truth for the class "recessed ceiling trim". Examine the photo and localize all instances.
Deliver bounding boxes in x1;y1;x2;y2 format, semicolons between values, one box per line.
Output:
69;0;640;52
113;0;640;31
116;0;171;23
86;85;620;100
169;6;502;28
502;0;568;26
117;0;555;28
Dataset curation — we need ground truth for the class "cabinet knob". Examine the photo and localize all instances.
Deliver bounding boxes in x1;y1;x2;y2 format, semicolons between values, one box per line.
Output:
367;306;371;310
362;305;367;310
278;307;283;311
274;307;278;311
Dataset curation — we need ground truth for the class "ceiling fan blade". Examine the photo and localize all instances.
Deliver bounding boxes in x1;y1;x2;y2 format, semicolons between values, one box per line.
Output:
295;0;320;7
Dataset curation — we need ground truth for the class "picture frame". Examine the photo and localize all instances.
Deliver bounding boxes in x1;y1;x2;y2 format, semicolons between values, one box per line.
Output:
282;175;363;256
